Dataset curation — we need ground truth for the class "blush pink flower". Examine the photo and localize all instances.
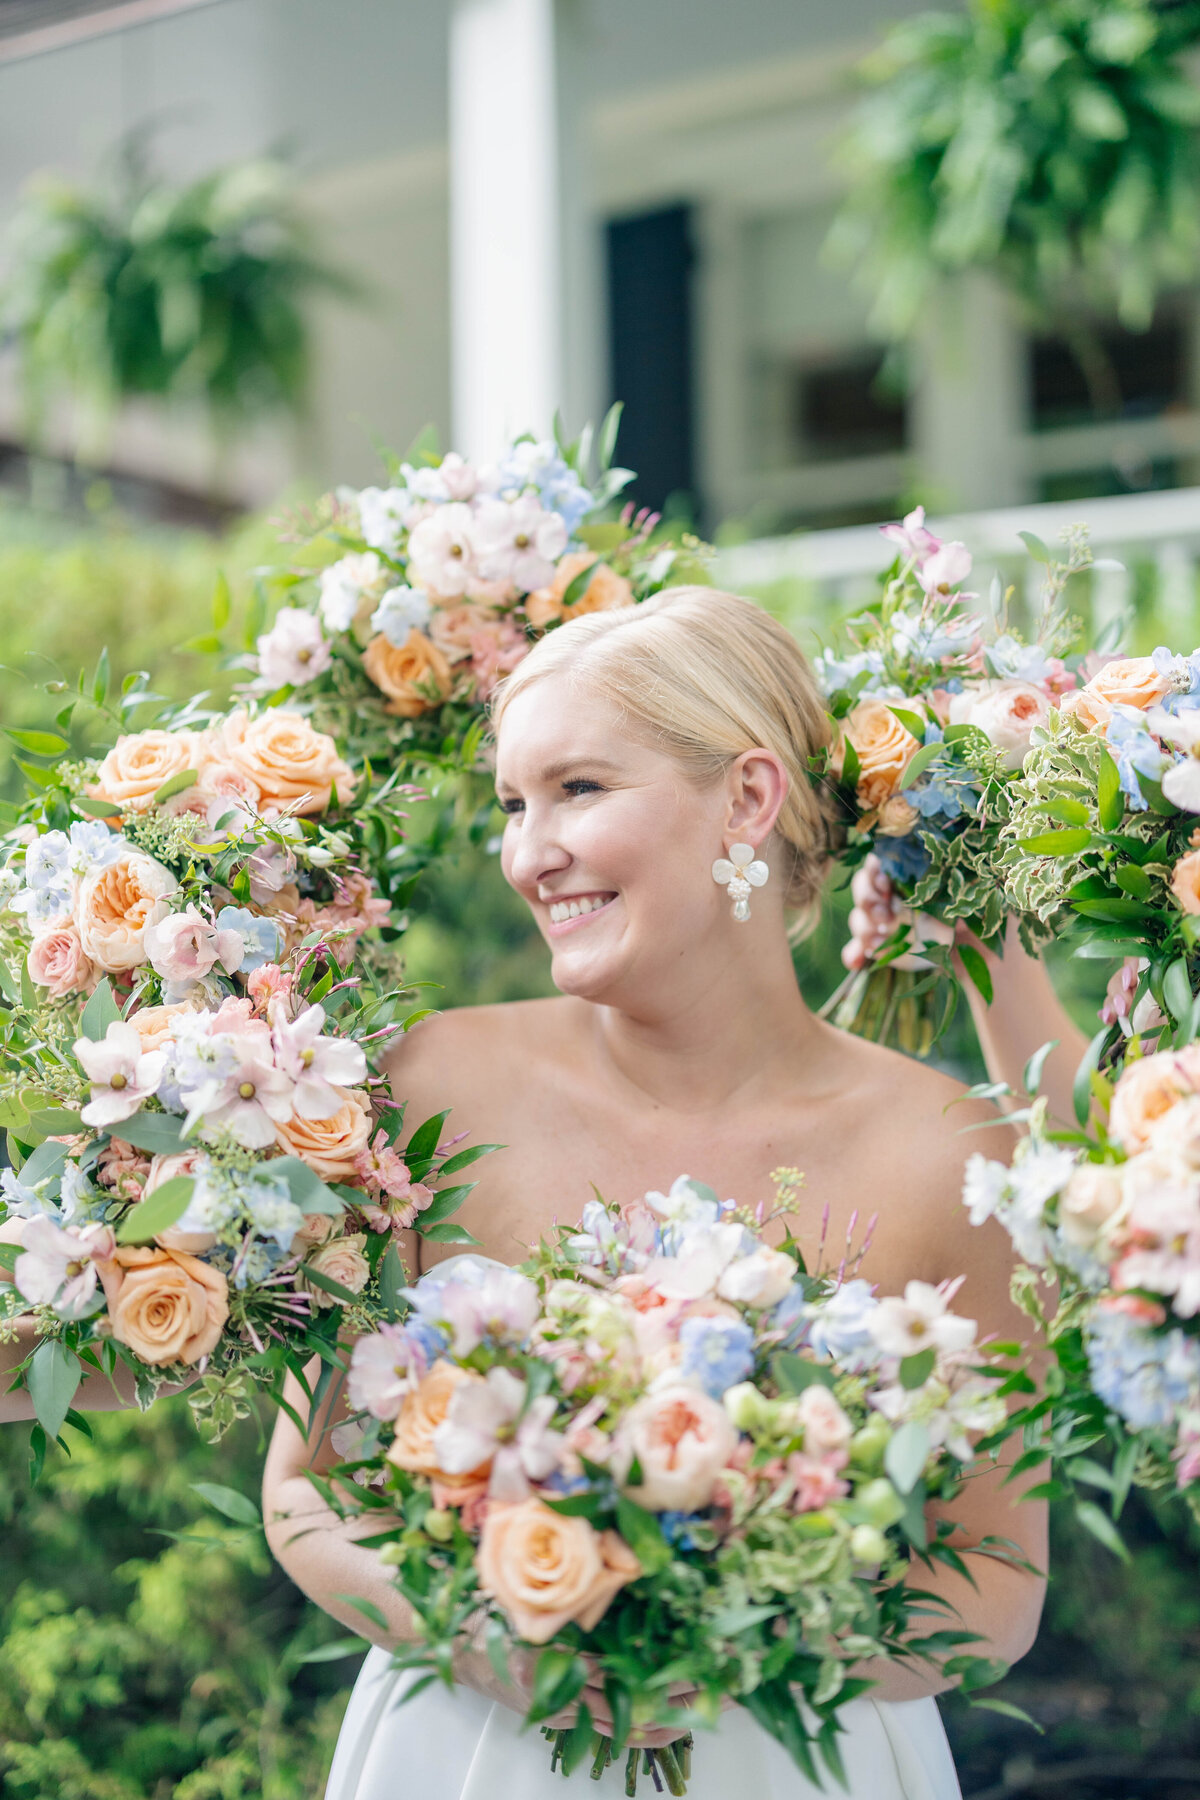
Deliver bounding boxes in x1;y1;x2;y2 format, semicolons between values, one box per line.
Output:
270;1001;367;1118
786;1451;850;1512
95;1136;151;1200
434;1365;564;1501
879;505;940;565
354;1131;435;1231
75;1021;168;1128
143;904;244;991
247;962;294;1016
27;922;97;998
256;607;332;688
14;1218;116;1319
613;1383;738;1513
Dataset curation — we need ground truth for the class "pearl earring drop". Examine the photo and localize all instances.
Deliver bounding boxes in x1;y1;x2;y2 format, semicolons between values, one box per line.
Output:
712;842;770;922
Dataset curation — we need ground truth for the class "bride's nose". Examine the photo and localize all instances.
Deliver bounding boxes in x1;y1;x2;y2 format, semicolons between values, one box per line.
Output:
507;812;571;892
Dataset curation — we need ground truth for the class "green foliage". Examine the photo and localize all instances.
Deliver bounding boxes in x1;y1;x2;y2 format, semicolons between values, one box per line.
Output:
2;140;352;456
832;0;1200;337
0;1401;355;1799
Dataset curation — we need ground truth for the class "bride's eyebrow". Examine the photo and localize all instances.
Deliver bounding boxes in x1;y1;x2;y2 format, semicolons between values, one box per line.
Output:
540;757;622;782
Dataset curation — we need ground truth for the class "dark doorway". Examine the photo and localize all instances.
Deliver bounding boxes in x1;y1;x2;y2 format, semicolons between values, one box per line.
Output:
605;203;697;521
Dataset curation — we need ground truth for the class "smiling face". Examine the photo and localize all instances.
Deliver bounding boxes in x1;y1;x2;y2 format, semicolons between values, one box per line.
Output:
495;676;738;1008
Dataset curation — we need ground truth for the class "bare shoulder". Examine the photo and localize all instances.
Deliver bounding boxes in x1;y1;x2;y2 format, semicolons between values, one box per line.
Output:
382;996;578;1126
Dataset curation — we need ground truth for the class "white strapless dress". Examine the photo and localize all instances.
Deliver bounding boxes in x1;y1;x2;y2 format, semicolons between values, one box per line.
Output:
325;1256;961;1800
325;1653;962;1800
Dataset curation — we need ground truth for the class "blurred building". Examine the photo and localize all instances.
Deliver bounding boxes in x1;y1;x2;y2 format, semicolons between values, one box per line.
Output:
1;0;1200;545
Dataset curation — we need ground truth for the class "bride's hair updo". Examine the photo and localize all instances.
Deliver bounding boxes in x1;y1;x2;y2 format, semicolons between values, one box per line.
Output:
491;586;843;932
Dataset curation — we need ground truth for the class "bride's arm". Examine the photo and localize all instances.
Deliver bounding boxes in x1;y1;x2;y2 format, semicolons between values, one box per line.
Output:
959;919;1091;1129
862;1116;1048;1704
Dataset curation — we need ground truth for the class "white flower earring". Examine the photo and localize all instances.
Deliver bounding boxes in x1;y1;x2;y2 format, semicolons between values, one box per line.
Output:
712;842;769;922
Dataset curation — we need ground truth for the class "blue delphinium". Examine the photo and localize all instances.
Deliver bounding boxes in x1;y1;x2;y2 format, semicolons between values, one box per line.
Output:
215;907;282;972
906;723;978;824
658;1511;707;1551
1106;705;1167;810
1152;646;1200;717
987;634;1051;684
769;1281;809;1349
679;1316;755;1397
873;831;931;884
805;1278;881;1372
1085;1309;1200;1431
813;648;885;694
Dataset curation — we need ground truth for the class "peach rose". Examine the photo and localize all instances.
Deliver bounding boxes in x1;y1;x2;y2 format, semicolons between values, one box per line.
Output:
1059;1163;1126;1248
948;680;1050;771
525;553;634;631
27;922;96;997
844;698;922;811
141;1149;215;1253
476;1497;641;1644
127;1002;192;1053
1109;1051;1200;1154
1061;657;1172;734
388;1360;487;1478
89;729;203;814
1171;848;1200;916
613;1382;738;1513
362;629;454;718
429;603;496;663
77;852;178;973
794;1384;853;1456
298;1230;370;1309
275;1086;372;1180
218;709;354;815
97;1245;228;1366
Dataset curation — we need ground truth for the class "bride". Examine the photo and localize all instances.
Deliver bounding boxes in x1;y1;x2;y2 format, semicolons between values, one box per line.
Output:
263;585;1067;1799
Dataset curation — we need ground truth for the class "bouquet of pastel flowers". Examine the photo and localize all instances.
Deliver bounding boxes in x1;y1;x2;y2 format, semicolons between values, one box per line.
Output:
324;1175;1023;1793
0;666;482;1465
207;412;711;773
815;506;1090;1053
961;1042;1200;1525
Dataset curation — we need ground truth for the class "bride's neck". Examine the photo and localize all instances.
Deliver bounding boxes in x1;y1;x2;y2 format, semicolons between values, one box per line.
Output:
589;930;819;1114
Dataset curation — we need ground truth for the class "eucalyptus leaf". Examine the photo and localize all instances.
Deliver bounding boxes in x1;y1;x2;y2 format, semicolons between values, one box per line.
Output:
27;1339;82;1443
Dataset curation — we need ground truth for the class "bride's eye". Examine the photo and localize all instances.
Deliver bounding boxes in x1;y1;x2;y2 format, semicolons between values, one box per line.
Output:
498;796;525;815
562;779;605;797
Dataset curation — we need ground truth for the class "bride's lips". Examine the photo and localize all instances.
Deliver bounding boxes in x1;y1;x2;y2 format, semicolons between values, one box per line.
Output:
543;892;618;938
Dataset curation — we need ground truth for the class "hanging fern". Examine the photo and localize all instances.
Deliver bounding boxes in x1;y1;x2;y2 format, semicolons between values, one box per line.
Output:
830;0;1200;338
1;140;353;455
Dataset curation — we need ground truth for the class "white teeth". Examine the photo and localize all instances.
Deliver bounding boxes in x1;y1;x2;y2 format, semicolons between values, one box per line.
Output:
568;901;581;918
548;896;611;924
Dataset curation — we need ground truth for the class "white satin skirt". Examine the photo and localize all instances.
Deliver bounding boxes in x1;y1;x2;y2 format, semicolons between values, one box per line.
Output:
325;1649;962;1800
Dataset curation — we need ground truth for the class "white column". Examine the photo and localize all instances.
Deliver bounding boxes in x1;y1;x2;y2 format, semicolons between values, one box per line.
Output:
449;0;561;462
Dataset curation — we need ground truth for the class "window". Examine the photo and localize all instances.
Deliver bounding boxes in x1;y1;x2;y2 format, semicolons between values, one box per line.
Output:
1030;308;1192;431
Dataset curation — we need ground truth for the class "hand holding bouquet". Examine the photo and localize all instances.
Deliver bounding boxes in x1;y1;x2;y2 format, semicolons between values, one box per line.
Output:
0;664;484;1467
317;1176;1026;1792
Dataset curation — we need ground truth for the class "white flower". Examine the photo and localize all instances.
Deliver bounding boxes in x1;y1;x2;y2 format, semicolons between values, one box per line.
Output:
472;494;567;592
256;608;332;688
917;541;973;595
270;1001;367;1118
370;585;433;646
1147;707;1200;811
434;1365;563;1500
348;1323;419;1419
869;1280;977;1359
406;503;477;599
75;1021;168;1128
716;1245;797;1308
14;1218;115;1319
962;1154;1011;1227
318;552;385;632
647;1221;748;1300
644;1175;721;1231
177;1029;295;1148
948;680;1049;771
356;488;410;557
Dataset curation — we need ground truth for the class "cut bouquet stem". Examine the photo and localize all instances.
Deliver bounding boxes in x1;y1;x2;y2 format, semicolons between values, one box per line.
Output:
541;1728;693;1792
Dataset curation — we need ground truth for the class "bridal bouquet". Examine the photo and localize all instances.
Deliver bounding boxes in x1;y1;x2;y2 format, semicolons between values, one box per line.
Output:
962;1046;1200;1518
998;641;1200;1090
206;411;710;773
816;507;1090;1053
329;1176;1023;1793
0;667;481;1467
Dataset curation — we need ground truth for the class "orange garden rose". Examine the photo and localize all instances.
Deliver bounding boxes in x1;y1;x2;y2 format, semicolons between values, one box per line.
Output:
77;851;178;973
1108;1051;1200;1154
362;629;454;717
298;1231;371;1309
274;1086;372;1180
97;1245;228;1366
1060;656;1172;733
89;728;205;813
524;552;634;631
388;1361;488;1483
476;1497;641;1644
844;698;922;811
1171;848;1200;916
126;1002;193;1053
218;708;354;815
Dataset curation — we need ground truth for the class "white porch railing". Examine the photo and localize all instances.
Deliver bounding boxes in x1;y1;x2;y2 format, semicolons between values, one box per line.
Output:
717;485;1200;641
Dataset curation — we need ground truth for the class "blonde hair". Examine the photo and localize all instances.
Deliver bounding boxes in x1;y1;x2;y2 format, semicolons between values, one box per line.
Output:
491;586;843;932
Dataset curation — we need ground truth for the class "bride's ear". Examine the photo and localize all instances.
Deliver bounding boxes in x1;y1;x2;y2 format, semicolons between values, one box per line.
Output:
724;748;788;847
